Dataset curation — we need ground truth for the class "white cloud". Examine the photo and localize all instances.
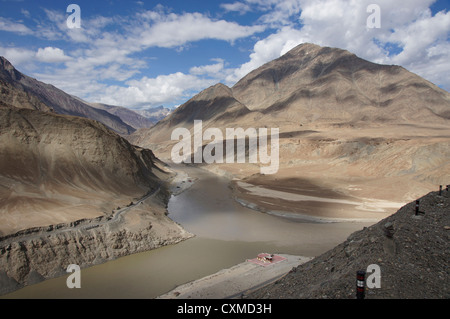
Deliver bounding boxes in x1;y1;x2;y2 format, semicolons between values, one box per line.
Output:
387;10;450;65
21;9;31;18
190;59;225;76
0;17;32;34
0;47;35;66
25;9;266;107
133;11;266;48
222;0;303;26
384;9;450;88
221;2;252;14
36;47;72;63
258;0;302;26
94;72;216;108
226;26;306;84
244;0;280;11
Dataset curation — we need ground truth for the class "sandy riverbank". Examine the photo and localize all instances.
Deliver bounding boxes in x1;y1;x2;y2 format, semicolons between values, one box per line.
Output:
167;164;197;196
158;254;313;299
233;181;405;223
156;164;381;300
195;163;405;223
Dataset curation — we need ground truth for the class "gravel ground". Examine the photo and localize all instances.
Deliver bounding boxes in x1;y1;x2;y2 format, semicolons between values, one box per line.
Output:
248;189;450;299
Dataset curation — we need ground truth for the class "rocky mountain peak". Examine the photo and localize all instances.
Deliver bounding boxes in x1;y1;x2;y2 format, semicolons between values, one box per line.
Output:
191;83;233;102
231;42;449;122
0;56;23;82
0;57;135;134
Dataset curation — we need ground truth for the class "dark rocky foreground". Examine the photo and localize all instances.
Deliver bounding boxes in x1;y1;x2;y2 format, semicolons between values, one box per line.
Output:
248;189;449;299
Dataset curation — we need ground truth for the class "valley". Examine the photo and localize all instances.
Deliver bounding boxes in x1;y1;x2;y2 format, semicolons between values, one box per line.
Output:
0;42;449;299
2;163;373;299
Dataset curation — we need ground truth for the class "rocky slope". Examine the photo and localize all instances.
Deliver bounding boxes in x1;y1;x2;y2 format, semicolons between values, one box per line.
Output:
130;83;251;147
132;43;450;147
232;43;450;125
0;58;194;297
0;56;134;135
0;103;165;236
0;101;194;296
248;189;449;299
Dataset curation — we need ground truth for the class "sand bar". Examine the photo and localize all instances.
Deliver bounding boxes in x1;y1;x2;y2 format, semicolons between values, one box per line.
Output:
157;254;312;299
234;180;406;222
237;181;405;212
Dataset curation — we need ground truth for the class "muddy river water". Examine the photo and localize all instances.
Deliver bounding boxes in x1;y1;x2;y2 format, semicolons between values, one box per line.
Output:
3;166;374;299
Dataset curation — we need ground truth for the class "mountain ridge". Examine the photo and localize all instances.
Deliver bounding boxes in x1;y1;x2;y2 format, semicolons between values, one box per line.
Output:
0;56;135;135
231;43;450;124
0;59;193;296
129;42;450;213
0;101;168;236
87;102;155;129
130;42;450;151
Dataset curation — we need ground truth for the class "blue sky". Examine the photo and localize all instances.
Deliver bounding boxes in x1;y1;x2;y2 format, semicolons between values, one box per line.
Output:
0;0;449;110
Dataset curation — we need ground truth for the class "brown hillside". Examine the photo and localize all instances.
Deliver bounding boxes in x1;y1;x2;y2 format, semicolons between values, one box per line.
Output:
0;104;165;236
0;56;135;135
129;43;450;220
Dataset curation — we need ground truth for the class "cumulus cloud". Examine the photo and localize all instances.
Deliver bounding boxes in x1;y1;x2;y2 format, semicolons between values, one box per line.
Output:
36;47;72;63
94;72;216;108
226;26;305;84
386;9;450;64
0;47;35;65
0;7;267;107
190;59;226;76
132;11;265;48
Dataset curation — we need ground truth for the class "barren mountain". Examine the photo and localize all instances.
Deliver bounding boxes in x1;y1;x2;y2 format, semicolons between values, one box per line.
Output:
232;43;450;126
131;83;251;145
129;43;450;219
89;102;155;129
0;80;191;294
135;105;172;123
0;102;166;236
0;57;135;135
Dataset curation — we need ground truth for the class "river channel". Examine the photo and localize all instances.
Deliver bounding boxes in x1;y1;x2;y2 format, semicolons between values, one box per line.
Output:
3;166;373;299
